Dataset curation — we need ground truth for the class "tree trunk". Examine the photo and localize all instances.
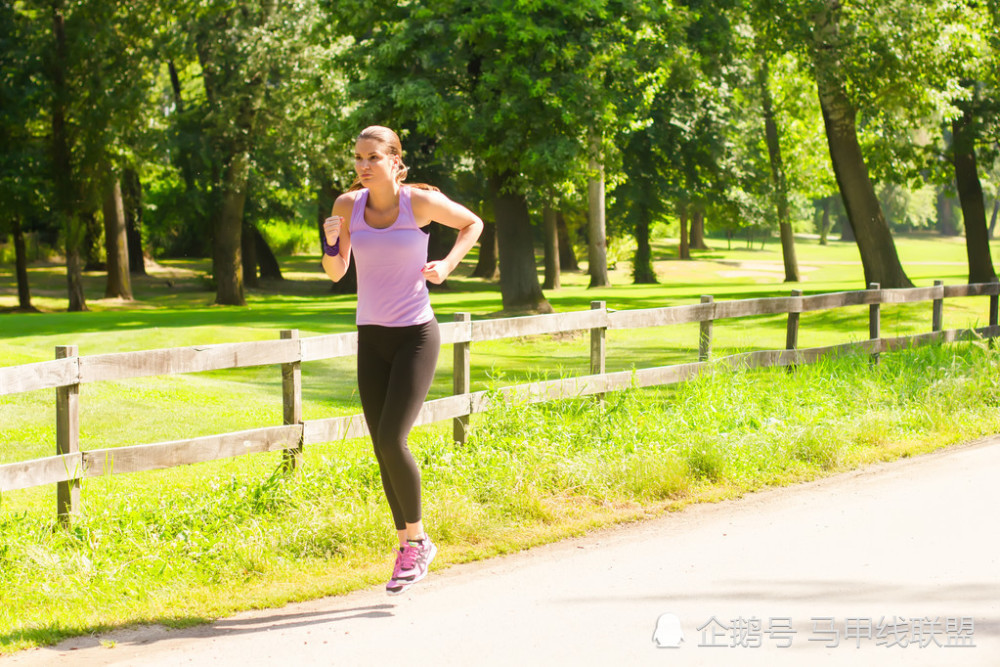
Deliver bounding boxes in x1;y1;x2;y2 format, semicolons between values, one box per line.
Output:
82;211;105;272
214;152;249;305
66;244;88;312
556;212;579;271
542;206;560;290
472;220;499;279
122;166;146;275
689;208;709;250
952;105;997;283
490;173;550;313
633;204;657;284
12;216;34;311
812;0;912;288
937;185;960;236
989;194;999;239
241;221;259;288
102;172;133;299
819;197;832;245
197;4;275;307
254;225;283;280
50;6;87;311
167;60;196;194
760;58;799;282
678;203;691;260
427;223;455;290
587;159;610;287
839;207;855;241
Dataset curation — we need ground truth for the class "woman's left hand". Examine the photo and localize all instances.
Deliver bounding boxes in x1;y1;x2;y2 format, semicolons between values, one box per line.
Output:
421;261;451;285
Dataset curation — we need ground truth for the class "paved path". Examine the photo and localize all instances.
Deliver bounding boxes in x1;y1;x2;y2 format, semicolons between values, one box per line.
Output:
6;437;1000;667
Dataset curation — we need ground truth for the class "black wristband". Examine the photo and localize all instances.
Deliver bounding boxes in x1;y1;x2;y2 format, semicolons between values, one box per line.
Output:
322;236;340;257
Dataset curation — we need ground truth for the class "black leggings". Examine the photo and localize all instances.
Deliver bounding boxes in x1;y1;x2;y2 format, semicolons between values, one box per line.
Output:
357;320;440;530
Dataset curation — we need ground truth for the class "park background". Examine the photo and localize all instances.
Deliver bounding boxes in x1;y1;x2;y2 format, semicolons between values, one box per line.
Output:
2;0;1000;656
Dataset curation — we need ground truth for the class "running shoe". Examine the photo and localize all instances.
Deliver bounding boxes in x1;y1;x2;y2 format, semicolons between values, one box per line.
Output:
386;535;437;595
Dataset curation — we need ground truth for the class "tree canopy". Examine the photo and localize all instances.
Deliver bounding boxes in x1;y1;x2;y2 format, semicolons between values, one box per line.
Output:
2;0;998;309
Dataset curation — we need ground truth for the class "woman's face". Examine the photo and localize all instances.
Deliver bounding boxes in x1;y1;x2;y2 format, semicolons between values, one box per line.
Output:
354;138;397;187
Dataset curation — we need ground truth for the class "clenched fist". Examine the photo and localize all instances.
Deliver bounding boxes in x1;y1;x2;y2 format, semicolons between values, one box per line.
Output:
323;215;344;248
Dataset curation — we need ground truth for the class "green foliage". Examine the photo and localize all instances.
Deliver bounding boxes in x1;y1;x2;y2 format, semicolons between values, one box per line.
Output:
142;0;342;265
335;0;678;195
3;0;1000;304
257;220;317;256
878;182;939;231
0;3;51;237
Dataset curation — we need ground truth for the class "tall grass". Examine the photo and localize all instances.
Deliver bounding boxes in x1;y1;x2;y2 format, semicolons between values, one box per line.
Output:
257;220;318;256
2;340;998;653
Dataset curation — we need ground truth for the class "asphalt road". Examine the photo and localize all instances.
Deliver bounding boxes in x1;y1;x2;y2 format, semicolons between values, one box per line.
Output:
6;437;1000;667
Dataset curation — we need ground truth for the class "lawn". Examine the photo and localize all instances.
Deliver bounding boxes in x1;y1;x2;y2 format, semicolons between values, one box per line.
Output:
0;232;998;654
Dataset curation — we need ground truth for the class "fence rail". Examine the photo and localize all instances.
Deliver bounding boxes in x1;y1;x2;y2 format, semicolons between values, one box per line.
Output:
2;280;998;522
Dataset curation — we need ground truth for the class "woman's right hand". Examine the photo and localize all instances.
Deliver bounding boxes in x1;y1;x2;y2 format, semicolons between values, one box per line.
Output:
323;215;344;247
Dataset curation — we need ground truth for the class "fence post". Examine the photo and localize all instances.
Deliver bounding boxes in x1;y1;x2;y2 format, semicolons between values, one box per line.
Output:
590;301;607;403
280;330;303;471
932;280;944;333
55;345;80;524
988;281;1000;348
869;282;881;365
453;312;471;444
699;295;714;362
786;289;803;351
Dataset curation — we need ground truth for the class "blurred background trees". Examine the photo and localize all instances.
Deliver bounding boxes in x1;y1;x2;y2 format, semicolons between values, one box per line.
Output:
2;0;997;310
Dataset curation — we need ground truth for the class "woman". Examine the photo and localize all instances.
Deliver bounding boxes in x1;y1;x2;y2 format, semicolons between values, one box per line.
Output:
322;126;483;595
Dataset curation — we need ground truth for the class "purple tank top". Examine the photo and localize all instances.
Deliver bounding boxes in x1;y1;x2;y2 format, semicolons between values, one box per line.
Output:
349;186;434;327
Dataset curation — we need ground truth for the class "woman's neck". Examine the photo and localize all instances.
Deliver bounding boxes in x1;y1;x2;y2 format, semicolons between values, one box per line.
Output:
366;181;400;212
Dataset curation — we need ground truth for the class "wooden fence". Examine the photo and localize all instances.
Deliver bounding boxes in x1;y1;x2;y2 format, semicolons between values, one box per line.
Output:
1;280;998;523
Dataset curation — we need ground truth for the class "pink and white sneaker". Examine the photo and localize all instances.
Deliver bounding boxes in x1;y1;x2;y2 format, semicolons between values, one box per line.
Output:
386;535;437;595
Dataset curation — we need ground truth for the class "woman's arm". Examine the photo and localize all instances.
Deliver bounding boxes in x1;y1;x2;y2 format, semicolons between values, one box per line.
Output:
321;194;354;282
411;188;484;285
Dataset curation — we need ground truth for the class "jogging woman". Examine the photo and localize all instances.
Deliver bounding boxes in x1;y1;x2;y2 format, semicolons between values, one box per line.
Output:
321;126;483;594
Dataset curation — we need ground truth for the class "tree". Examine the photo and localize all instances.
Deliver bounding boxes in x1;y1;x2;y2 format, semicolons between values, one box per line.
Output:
46;1;87;310
335;0;672;312
951;89;998;283
30;0;159;310
542;206;561;289
745;0;816;282
472;221;500;280
587;154;610;287
189;1;279;305
654;0;745;261
611;126;662;283
557;213;580;272
689;209;709;250
944;2;999;283
810;0;912;288
121;166;146;275
766;0;999;288
102;173;132;298
1;3;47;311
178;0;335;305
758;58;800;282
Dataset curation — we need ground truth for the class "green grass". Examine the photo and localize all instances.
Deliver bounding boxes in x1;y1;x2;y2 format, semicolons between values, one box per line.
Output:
1;232;999;654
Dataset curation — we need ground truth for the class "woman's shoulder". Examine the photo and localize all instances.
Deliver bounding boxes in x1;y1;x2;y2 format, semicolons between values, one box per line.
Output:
333;189;365;216
406;184;447;209
336;189;366;204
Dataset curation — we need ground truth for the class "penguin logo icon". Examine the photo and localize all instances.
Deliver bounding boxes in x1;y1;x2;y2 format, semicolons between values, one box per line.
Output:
652;613;685;648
